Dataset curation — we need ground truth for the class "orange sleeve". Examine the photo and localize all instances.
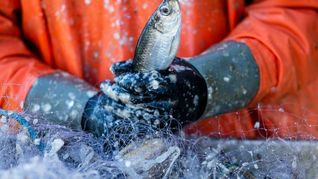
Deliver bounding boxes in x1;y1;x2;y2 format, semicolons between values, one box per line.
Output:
0;1;54;111
227;0;318;104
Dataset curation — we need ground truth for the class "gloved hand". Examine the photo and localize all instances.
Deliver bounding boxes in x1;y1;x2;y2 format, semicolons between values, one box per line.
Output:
25;70;176;152
101;41;260;125
101;58;208;128
81;91;171;150
24;72;166;150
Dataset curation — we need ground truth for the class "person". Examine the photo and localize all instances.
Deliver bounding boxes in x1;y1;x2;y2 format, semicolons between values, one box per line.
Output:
0;0;318;142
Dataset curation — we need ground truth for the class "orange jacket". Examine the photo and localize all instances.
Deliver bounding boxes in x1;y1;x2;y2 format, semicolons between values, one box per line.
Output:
0;0;318;139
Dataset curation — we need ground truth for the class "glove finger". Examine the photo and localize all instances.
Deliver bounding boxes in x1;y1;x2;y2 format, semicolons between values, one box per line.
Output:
136;100;174;112
100;80;158;104
102;97;172;129
110;60;134;76
115;71;170;95
114;73;146;93
101;95;134;120
100;80;131;103
101;94;149;120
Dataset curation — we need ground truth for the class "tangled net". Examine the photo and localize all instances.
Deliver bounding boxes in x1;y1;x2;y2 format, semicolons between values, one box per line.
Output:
1;103;318;178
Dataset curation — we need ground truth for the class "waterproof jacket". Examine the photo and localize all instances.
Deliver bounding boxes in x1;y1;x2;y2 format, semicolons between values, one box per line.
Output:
0;0;318;139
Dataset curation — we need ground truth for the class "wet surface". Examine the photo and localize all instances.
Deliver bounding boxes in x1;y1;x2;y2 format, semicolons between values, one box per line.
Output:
1;113;318;179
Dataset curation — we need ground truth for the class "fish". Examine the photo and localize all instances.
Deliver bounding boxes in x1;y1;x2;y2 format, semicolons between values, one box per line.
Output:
133;0;182;72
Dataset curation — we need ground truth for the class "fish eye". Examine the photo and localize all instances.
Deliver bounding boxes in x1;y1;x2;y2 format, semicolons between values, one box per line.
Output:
160;6;171;16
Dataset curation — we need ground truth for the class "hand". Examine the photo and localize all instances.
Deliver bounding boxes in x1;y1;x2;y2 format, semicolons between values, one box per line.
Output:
101;58;208;127
81;91;175;150
102;41;260;127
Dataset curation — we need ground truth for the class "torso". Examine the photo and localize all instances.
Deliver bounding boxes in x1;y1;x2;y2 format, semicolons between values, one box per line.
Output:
21;0;230;85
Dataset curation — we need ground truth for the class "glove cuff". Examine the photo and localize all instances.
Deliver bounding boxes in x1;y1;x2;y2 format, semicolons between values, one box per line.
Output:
24;72;98;130
189;41;260;118
170;58;208;124
81;92;109;137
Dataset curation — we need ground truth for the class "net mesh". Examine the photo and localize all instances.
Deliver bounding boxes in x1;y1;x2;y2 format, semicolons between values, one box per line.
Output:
0;100;318;178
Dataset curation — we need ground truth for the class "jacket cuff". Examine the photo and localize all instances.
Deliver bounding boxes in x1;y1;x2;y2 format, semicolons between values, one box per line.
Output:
24;72;98;130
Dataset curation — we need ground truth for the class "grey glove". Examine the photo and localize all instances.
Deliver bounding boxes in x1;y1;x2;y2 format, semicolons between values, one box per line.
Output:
24;72;98;130
189;41;260;118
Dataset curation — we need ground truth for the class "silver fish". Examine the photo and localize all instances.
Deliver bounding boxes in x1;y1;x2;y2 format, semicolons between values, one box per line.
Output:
133;0;181;72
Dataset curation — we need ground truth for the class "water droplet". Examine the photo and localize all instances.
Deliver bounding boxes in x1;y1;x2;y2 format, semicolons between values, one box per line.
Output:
278;108;285;112
84;0;91;5
223;77;230;82
33;119;38;125
254;121;260;129
125;160;131;167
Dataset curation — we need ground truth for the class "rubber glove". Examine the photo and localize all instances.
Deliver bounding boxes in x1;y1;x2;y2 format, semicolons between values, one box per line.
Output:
103;58;208;127
102;41;260;125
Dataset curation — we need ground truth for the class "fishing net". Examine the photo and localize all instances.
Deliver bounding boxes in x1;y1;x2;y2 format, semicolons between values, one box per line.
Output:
1;100;318;179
